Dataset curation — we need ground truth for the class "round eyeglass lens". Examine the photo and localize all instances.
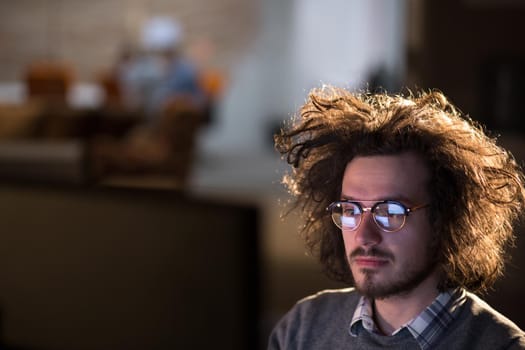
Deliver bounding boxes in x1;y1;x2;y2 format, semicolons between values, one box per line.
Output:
331;202;361;230
373;202;406;231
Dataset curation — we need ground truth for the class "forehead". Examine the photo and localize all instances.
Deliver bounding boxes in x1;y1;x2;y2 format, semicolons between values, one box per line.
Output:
341;152;430;202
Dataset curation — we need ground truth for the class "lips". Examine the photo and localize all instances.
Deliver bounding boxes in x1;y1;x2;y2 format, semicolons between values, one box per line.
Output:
349;247;394;268
353;257;389;268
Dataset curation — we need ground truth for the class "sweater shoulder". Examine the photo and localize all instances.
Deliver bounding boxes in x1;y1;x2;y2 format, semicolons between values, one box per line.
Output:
439;292;525;349
284;287;359;323
268;288;359;349
466;292;524;334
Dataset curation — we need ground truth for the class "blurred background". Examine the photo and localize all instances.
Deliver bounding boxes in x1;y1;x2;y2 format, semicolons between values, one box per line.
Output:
0;0;524;349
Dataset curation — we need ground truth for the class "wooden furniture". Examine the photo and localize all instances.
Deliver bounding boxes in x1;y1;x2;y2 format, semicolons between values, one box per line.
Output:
25;61;74;103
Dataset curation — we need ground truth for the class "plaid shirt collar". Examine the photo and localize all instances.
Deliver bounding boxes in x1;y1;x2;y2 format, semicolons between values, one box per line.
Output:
349;288;466;350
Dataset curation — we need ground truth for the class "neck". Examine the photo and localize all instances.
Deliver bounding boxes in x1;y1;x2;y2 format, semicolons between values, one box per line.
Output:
372;272;440;335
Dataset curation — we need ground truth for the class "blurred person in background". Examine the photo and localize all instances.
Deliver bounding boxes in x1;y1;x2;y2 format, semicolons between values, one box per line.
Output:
120;16;205;116
91;16;206;181
269;86;525;349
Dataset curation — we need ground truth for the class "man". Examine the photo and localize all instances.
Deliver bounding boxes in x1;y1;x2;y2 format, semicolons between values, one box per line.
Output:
269;86;525;349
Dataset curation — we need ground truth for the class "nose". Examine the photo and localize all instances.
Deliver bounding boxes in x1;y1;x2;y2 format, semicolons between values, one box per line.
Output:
354;212;383;246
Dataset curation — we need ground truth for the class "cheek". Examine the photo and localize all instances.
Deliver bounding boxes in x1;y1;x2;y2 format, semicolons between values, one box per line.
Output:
401;212;433;242
396;225;434;258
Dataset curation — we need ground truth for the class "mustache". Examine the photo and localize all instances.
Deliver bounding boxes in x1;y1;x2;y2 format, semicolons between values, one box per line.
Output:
349;247;394;261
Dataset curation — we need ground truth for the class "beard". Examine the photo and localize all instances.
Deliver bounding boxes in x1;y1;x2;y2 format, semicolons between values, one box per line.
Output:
349;246;438;300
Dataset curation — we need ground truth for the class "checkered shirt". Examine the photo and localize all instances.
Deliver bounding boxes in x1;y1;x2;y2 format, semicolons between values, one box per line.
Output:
349;288;466;350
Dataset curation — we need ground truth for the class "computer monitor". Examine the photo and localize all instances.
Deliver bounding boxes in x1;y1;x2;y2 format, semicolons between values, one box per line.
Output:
0;184;260;350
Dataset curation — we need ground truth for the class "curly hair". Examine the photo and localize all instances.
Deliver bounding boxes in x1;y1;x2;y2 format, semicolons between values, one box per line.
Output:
275;86;525;293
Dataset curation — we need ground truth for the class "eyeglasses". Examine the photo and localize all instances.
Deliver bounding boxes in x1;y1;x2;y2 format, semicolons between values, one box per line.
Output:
326;200;428;232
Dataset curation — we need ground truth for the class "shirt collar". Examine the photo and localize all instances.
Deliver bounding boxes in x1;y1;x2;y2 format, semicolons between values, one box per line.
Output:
349;288;466;350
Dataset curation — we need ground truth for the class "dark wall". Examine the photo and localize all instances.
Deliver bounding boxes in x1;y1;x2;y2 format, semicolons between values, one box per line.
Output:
412;0;525;131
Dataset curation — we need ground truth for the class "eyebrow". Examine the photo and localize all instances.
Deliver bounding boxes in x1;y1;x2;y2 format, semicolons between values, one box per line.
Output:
340;194;415;203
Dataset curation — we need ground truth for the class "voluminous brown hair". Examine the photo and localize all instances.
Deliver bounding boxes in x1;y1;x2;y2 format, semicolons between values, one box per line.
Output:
275;86;525;293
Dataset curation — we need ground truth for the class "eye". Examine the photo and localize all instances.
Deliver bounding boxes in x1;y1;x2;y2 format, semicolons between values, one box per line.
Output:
374;205;388;216
342;203;360;216
343;207;356;216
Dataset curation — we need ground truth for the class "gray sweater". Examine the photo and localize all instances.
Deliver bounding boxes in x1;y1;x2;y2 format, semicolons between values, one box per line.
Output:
269;288;525;349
